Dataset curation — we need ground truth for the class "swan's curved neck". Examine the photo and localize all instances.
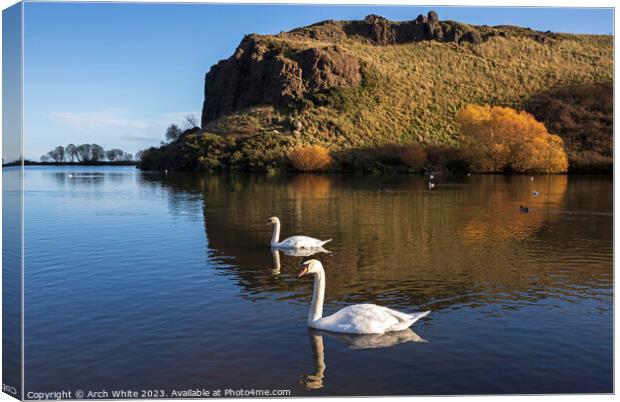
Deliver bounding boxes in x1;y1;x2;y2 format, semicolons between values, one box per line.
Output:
309;268;325;324
271;220;281;245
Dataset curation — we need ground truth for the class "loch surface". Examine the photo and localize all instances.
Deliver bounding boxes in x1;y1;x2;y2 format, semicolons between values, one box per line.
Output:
18;166;612;395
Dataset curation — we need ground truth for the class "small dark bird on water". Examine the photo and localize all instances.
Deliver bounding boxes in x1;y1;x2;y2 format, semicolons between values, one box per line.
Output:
520;205;529;213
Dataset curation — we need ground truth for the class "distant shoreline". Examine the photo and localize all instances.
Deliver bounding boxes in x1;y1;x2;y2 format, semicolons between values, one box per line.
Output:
2;162;611;175
2;161;138;167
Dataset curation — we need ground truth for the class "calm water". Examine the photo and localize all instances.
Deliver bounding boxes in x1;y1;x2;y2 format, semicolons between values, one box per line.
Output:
13;166;613;396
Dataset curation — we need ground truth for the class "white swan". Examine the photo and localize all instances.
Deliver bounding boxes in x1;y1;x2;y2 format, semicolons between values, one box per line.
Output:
298;260;430;334
268;217;332;249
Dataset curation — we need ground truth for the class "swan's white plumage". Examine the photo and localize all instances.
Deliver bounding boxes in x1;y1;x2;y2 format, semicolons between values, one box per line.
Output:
277;236;332;249
312;304;430;334
299;260;430;334
268;217;331;249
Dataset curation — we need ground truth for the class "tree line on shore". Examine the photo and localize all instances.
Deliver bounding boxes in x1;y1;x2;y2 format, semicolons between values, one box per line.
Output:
39;115;200;165
40;144;139;163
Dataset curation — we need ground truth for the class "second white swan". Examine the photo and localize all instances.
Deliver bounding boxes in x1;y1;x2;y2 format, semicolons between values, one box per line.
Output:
268;217;332;249
298;259;430;334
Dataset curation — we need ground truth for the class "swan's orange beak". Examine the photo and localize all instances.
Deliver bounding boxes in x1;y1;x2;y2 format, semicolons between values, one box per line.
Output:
298;266;309;277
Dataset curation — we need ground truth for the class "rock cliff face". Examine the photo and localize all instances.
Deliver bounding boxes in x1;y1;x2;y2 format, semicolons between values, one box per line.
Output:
201;37;361;125
201;11;490;126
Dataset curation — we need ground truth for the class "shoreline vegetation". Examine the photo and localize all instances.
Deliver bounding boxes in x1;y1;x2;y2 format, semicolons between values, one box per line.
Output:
2;143;141;168
136;12;612;175
138;95;611;175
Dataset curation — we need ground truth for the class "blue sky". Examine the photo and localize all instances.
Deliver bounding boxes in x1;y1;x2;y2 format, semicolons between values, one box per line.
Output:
18;3;614;160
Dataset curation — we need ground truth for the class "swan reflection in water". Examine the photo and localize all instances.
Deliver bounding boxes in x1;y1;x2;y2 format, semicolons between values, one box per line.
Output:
302;328;427;390
270;247;330;275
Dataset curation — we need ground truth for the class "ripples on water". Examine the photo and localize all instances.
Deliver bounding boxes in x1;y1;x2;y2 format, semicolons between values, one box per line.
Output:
9;166;612;395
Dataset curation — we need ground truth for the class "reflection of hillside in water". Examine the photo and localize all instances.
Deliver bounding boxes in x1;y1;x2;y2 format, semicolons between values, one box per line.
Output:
140;173;612;310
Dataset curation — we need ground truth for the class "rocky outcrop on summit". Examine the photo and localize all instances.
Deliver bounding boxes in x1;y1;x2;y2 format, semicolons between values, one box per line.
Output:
291;11;489;46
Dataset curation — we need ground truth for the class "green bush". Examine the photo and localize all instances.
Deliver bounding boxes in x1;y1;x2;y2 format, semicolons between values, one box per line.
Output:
235;131;296;171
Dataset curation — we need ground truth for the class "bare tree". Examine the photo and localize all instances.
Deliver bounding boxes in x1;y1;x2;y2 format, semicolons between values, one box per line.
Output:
123;153;133;161
91;144;105;162
105;148;124;161
54;146;65;162
184;114;199;130
135;150;144;161
165;124;182;142
66;144;77;162
76;144;92;162
42;146;65;163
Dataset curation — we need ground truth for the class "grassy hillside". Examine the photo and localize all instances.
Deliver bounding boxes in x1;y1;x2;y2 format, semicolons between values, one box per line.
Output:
140;14;613;173
282;33;611;149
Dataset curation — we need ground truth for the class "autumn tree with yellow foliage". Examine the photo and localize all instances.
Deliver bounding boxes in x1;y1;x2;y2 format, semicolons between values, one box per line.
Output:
457;105;568;173
289;145;333;172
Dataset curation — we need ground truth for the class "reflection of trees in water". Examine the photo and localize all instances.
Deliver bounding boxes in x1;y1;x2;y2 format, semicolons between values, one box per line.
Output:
140;172;612;312
457;175;568;242
50;171;104;186
47;171;128;186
